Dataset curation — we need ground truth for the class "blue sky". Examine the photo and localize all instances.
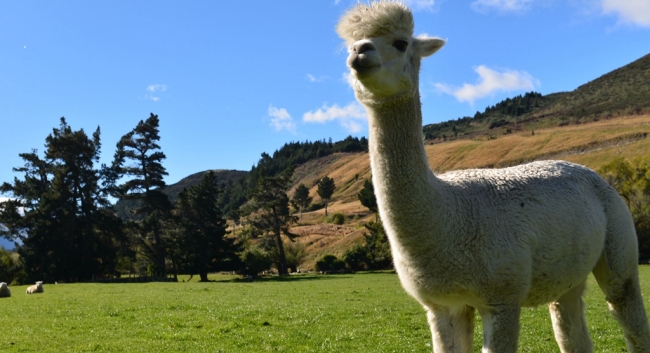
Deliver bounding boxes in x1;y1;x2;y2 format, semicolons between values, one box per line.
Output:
0;0;649;193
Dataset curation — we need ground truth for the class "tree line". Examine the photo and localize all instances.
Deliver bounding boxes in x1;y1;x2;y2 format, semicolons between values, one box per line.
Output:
9;113;648;283
0;114;377;283
423;91;548;140
248;136;367;188
0;115;242;283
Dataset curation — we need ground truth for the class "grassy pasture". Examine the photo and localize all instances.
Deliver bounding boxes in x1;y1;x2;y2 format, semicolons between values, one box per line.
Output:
2;269;650;352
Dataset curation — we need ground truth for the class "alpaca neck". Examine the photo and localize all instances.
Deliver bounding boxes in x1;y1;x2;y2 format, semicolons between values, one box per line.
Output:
364;91;444;243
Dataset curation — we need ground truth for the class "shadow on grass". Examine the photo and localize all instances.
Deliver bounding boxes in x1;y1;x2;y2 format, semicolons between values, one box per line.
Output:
353;270;397;275
212;274;349;283
91;270;397;284
190;270;396;283
223;270;398;283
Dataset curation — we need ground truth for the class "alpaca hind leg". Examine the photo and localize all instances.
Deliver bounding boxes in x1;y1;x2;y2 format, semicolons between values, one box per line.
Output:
479;305;520;353
548;280;593;353
426;305;475;353
593;255;650;352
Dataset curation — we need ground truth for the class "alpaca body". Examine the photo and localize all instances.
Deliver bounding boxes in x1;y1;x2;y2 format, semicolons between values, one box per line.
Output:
368;95;634;311
363;82;648;353
389;161;615;310
337;1;650;351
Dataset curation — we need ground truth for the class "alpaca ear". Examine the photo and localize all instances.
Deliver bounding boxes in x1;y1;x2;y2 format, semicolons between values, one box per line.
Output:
415;37;445;58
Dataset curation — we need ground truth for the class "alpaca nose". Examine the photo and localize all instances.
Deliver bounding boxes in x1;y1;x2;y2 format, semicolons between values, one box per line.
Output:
353;40;376;55
349;40;379;73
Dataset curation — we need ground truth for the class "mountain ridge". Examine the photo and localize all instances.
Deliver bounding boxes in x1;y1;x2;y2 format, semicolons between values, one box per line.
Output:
422;52;650;142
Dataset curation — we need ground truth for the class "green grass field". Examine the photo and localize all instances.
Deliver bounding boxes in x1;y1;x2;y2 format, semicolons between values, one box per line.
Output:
2;268;649;352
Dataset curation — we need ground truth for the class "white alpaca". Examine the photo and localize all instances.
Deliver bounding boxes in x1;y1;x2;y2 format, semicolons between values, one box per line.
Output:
337;2;650;352
26;281;44;294
0;282;10;298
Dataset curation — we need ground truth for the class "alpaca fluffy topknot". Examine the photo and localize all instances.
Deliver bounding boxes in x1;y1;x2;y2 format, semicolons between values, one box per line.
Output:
336;1;414;44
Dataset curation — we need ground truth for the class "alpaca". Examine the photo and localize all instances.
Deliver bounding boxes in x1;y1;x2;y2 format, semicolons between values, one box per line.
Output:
337;2;650;352
0;282;10;298
26;281;43;294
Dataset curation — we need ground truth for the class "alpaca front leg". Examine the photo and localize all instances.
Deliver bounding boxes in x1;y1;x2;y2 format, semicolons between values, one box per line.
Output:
426;305;475;353
479;305;520;353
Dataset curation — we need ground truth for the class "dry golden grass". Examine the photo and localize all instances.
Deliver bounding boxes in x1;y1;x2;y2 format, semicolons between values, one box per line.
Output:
291;114;650;269
292;224;367;269
426;114;650;172
291;152;371;205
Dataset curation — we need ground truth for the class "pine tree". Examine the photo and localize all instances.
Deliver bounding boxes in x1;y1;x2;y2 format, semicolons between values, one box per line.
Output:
0;118;124;282
171;171;240;282
317;176;336;216
112;113;171;278
247;166;297;276
362;221;392;269
357;178;378;220
292;183;312;219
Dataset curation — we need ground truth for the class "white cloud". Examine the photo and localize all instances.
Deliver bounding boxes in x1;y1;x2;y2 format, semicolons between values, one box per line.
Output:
435;65;538;104
471;0;534;12
0;197;25;216
145;84;167;102
268;105;297;133
306;74;328;83
303;102;367;133
146;84;167;92
601;0;650;27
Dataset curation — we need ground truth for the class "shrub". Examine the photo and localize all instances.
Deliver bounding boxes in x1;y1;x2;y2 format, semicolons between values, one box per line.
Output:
360;221;393;270
0;248;19;285
306;202;324;212
598;157;650;261
315;255;346;273
259;238;307;273
326;213;346;225
238;224;262;240
284;242;307;273
339;222;394;272
240;247;273;278
342;245;368;271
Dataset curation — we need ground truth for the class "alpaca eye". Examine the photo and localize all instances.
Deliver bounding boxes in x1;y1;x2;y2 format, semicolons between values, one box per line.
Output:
393;40;408;52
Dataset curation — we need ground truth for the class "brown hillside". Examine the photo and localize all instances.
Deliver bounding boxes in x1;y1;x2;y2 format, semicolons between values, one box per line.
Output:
291;114;650;270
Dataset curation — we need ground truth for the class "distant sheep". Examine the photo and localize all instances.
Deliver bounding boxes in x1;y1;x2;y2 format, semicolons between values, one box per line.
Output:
0;282;10;298
26;281;44;294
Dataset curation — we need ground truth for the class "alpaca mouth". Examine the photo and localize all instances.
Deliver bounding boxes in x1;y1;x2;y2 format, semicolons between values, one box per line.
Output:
349;55;380;77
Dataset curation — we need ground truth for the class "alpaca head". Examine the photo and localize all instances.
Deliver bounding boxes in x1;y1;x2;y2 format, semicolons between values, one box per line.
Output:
337;1;445;103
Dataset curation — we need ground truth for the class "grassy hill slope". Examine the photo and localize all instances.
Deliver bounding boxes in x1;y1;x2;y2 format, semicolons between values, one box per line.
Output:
291;114;650;269
543;53;650;118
